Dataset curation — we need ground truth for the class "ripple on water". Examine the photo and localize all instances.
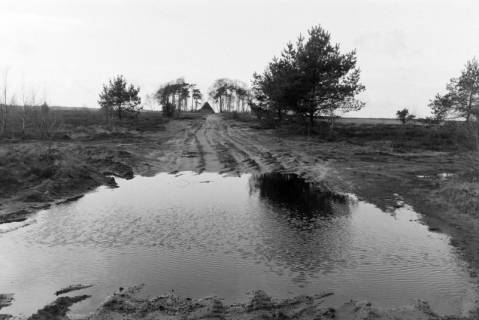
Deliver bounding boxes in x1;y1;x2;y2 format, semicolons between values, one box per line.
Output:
0;171;476;317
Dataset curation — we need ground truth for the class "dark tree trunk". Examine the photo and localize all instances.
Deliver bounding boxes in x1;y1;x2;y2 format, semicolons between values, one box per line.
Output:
466;90;473;122
21;108;26;137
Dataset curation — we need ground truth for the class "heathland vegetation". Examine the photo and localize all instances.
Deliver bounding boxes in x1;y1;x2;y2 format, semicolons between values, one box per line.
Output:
0;24;478;221
0;23;478;320
0;25;477;152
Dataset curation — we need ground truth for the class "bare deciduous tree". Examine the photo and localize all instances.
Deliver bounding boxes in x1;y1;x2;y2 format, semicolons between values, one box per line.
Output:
1;68;10;135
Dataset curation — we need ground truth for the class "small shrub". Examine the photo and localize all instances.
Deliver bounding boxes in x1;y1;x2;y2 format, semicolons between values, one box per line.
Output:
29;165;57;178
396;108;415;124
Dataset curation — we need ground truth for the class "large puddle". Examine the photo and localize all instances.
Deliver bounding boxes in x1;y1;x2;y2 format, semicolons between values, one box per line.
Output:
0;171;477;317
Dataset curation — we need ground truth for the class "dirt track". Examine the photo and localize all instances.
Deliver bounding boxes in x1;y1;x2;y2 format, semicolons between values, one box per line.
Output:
154;115;335;186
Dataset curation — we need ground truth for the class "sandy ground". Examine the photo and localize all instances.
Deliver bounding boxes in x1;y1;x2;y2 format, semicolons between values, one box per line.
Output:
1;114;478;319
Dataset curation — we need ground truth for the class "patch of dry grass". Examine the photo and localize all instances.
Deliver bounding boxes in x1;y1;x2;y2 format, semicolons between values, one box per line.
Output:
0;106;168;140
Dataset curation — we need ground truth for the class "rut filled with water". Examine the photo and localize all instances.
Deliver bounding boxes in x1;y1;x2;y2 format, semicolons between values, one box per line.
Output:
0;171;476;318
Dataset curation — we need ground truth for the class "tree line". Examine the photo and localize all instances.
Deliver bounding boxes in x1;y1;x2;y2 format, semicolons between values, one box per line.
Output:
2;23;476;138
98;76;250;120
208;79;250;113
154;78;202;117
96;25;367;125
152;78;251;116
96;36;478;130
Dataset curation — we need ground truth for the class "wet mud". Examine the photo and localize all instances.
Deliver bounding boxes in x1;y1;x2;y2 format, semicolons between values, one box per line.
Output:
80;286;458;320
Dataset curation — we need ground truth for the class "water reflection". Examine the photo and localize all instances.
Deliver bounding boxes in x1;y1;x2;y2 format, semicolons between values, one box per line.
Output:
250;172;347;217
0;172;475;317
248;173;354;279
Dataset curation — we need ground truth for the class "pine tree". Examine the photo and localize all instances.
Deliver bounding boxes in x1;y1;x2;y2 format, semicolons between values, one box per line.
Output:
429;58;479;121
98;75;142;121
251;25;364;129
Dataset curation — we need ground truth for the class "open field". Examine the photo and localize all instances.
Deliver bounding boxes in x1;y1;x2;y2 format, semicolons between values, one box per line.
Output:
337;117;404;125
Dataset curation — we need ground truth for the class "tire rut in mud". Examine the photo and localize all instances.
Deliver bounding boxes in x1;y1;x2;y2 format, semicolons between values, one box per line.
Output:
169;115;300;175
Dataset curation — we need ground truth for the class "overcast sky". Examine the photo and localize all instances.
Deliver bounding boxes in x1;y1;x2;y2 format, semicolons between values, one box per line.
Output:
1;0;478;117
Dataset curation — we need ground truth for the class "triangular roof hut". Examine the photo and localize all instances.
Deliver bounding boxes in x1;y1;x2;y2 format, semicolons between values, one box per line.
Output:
199;102;215;113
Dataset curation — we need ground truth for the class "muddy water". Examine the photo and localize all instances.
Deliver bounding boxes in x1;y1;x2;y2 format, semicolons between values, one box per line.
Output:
0;172;476;318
